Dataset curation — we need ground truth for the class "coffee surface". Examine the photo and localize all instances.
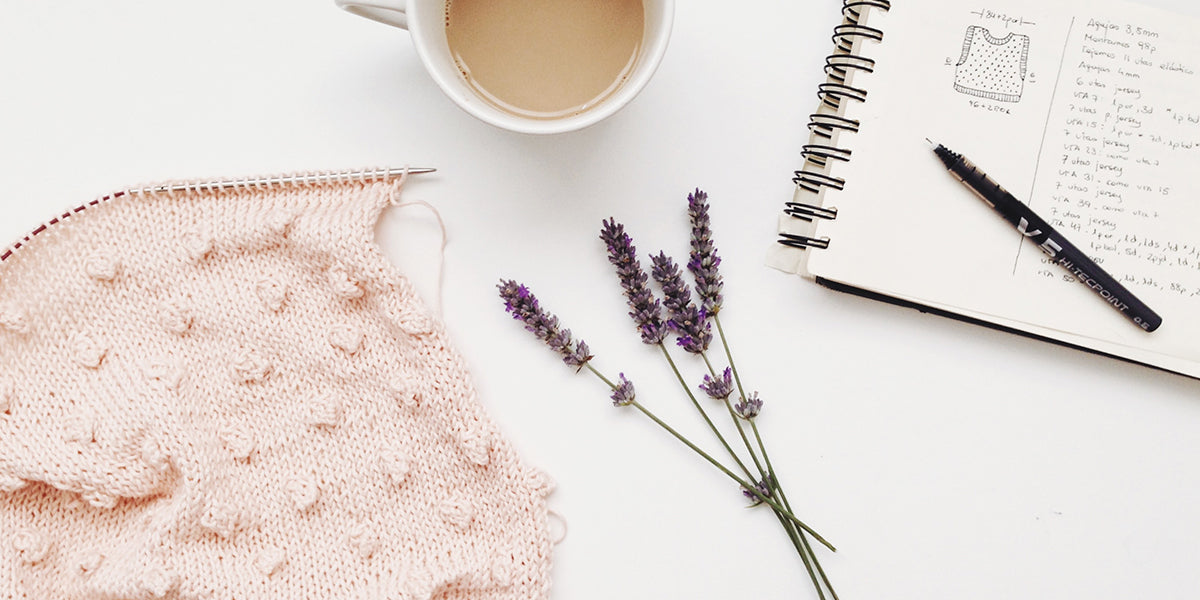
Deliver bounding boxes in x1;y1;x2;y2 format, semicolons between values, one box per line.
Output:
447;0;645;120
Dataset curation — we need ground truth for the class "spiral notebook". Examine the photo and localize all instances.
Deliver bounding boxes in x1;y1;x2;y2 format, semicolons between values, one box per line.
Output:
768;0;1200;379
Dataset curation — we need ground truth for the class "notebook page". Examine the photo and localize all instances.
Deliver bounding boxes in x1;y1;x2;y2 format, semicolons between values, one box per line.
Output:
805;0;1200;372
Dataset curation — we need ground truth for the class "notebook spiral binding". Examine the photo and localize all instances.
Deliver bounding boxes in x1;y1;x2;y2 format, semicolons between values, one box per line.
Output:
0;167;433;262
779;0;891;250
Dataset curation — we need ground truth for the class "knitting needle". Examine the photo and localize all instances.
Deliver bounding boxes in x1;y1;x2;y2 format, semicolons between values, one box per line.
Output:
126;167;437;196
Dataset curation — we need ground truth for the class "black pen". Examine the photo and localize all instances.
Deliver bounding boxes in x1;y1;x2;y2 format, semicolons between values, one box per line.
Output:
929;140;1162;332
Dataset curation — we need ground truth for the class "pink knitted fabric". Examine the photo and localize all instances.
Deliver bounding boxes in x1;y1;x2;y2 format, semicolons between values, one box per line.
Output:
0;174;555;600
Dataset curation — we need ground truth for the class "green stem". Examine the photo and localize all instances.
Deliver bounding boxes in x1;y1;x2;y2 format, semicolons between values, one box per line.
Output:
630;400;835;553
659;344;754;481
713;314;746;400
707;363;830;598
714;376;829;597
773;507;826;600
585;349;838;593
584;362;617;389
715;314;839;600
702;355;767;477
753;417;840;600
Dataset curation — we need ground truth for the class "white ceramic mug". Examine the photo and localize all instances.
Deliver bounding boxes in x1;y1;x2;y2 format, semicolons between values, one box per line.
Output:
335;0;674;135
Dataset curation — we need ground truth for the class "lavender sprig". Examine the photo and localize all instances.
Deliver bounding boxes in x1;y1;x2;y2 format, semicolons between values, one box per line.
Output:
498;280;592;368
603;219;755;486
741;476;774;506
700;367;734;401
610;373;636;407
686;190;835;599
685;191;835;598
734;391;763;420
687;189;724;316
607;223;762;502
495;279;832;552
601;219;668;344
500;191;839;600
649;252;712;354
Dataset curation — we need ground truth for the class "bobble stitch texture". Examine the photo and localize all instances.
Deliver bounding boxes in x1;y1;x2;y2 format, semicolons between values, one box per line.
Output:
12;529;51;564
0;306;28;334
380;450;411;485
264;208;297;237
78;550;105;575
140;437;172;472
231;348;271;383
327;264;364;300
328;324;364;354
85;254;120;281
181;231;212;262
439;497;475;531
391;378;422;409
139;567;177;598
286;477;320;512
404;569;436;600
256;547;287;577
219;426;256;459
308;395;343;428
255;276;288;311
70;333;108;368
525;468;557;496
200;500;242;539
348;523;380;559
142;356;185;390
459;430;492;467
158;299;192;335
63;410;96;443
393;303;436;336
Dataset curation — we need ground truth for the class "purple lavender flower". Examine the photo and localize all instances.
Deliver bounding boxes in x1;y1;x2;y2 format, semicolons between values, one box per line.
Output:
600;219;667;344
741;477;773;505
699;367;734;400
650;252;712;354
734;391;763;420
498;279;592;369
687;189;724;316
651;251;692;315
610;373;636;407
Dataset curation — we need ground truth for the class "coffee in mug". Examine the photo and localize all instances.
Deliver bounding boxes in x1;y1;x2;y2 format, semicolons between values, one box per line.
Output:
335;0;674;134
445;0;645;120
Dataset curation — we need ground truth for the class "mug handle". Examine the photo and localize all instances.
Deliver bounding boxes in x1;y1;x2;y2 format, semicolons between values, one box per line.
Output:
335;0;409;30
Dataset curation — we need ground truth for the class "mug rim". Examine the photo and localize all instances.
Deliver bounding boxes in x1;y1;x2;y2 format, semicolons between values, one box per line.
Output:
408;0;675;135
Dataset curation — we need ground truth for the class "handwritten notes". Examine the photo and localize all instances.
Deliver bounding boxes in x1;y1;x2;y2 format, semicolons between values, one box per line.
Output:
969;9;1037;29
1022;15;1200;300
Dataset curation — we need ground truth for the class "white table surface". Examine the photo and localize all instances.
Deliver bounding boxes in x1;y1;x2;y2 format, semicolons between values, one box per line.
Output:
3;2;1199;599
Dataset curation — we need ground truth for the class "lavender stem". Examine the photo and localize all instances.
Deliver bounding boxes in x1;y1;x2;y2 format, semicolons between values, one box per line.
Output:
628;400;835;553
584;362;618;390
703;354;767;477
753;419;838;600
658;343;755;482
715;312;839;599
